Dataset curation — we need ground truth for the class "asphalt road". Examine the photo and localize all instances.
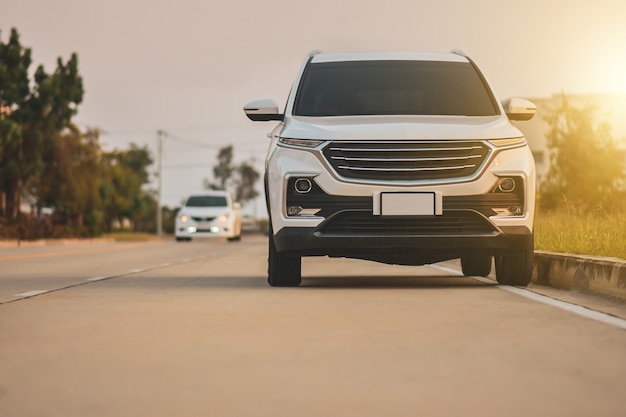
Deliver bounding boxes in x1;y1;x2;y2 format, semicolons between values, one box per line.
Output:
1;235;625;417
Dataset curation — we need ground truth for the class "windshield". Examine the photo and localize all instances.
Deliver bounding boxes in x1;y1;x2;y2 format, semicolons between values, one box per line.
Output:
294;60;498;117
185;195;228;207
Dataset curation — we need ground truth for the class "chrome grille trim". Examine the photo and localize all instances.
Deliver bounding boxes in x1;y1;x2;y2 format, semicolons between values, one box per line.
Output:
322;141;491;182
336;164;477;172
327;145;484;153
331;155;483;163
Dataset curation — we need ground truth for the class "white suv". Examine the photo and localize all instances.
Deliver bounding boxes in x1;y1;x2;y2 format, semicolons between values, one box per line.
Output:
244;50;536;287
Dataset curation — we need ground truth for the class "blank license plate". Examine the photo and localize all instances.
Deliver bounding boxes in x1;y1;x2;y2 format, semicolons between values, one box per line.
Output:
381;192;435;216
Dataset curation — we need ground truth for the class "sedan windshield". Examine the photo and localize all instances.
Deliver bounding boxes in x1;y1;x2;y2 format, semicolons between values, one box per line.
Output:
294;60;498;117
185;195;228;207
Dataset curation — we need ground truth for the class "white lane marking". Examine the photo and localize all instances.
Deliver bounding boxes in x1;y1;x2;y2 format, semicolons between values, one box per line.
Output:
429;264;626;330
502;286;626;330
7;258;197;304
15;290;48;298
85;276;108;282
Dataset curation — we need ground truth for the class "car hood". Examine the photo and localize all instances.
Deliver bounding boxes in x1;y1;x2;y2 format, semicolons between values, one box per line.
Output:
282;115;522;141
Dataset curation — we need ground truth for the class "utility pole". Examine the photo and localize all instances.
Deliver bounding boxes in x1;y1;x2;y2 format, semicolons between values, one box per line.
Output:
156;129;164;235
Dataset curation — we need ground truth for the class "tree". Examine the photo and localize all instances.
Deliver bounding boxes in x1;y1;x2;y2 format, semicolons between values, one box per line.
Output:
100;144;154;232
205;145;236;191
0;27;83;220
0;28;32;218
1;27;160;238
38;125;103;233
540;93;626;211
204;145;260;206
131;191;158;233
234;161;260;204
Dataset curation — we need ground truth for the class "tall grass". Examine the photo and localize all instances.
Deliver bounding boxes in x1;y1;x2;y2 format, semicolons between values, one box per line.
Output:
534;207;626;259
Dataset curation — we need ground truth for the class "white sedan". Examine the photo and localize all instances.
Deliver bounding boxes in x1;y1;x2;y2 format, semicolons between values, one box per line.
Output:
175;191;242;242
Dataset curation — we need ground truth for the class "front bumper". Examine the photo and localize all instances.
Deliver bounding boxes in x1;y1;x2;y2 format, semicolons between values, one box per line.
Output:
274;221;532;265
266;138;536;265
267;141;536;234
175;221;236;238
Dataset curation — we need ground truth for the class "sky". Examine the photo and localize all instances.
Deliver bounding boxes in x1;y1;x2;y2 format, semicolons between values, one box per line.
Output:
2;0;626;213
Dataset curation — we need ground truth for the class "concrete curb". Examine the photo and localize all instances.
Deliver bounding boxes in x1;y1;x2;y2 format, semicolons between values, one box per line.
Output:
533;251;626;302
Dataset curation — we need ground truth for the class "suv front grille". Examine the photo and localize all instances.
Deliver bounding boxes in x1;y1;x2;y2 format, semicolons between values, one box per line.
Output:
322;141;490;182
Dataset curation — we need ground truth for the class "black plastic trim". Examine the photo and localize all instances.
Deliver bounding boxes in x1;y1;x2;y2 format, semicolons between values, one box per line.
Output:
273;224;532;266
285;178;524;218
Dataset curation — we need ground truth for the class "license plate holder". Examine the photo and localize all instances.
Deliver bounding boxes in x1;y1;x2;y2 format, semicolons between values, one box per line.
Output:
380;192;436;216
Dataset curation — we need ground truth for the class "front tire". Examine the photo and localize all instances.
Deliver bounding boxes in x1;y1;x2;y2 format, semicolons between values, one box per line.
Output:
495;237;534;286
461;255;492;277
268;223;301;287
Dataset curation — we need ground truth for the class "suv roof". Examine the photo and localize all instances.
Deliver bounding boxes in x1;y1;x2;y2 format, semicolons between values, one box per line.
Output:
310;51;469;64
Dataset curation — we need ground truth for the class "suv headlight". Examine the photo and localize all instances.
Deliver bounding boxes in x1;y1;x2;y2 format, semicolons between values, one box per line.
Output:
488;137;526;148
279;137;325;148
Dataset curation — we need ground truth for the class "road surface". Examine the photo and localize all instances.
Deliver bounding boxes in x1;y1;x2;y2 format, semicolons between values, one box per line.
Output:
1;235;625;416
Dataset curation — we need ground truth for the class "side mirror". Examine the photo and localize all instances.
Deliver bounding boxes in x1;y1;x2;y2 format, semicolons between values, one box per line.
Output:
243;99;283;122
502;98;536;121
233;202;241;210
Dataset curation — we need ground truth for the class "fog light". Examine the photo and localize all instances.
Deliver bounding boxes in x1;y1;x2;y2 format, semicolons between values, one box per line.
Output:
294;178;312;194
509;205;523;215
498;178;516;193
288;206;303;216
493;208;512;216
210;226;220;233
187;226;197;233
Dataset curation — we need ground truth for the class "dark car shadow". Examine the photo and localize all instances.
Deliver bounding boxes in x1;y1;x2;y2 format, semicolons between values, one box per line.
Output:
93;272;497;292
301;274;496;289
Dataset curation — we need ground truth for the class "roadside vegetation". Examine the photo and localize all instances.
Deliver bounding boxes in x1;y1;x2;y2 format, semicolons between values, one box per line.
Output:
0;27;157;239
535;93;626;259
535;208;626;259
0;27;259;241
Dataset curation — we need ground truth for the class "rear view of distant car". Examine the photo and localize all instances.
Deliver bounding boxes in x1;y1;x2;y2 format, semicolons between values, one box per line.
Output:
175;191;242;242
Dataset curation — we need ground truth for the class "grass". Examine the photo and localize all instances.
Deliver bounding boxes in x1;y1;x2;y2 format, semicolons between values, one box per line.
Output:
534;209;626;260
